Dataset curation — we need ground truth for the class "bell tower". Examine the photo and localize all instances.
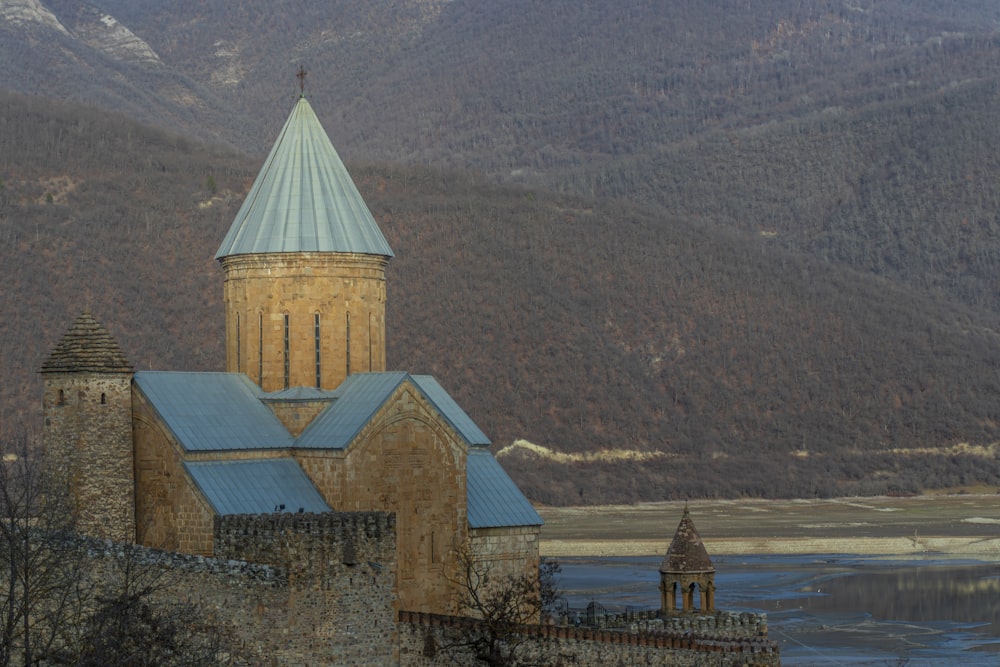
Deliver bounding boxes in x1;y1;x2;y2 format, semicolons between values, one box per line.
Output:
216;94;393;392
659;505;716;614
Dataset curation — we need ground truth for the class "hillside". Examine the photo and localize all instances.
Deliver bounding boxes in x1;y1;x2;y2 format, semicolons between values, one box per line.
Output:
5;1;1000;172
3;90;1000;503
4;1;1000;315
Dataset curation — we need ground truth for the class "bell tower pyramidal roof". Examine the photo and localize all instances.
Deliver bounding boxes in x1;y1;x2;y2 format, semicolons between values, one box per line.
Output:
216;95;393;259
40;311;132;374
660;504;715;574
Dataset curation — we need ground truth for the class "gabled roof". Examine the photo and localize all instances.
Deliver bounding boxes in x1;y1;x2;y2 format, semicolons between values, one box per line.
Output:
660;505;714;574
410;375;490;446
136;369;540;528
41;312;132;373
216;96;393;259
295;372;490;449
134;372;294;452
466;448;543;528
185;459;330;516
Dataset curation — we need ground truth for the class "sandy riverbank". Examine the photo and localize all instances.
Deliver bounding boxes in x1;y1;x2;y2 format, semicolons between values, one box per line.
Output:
538;495;1000;558
540;536;1000;558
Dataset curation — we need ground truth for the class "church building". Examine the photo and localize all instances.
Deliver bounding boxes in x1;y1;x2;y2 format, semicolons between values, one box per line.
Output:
40;93;542;615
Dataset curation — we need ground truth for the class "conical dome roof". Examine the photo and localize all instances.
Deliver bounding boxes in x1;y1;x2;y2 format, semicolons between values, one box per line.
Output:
659;505;714;574
41;312;132;373
216;96;393;259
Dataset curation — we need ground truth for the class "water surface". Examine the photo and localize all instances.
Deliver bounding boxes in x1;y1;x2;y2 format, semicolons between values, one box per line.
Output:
557;554;1000;666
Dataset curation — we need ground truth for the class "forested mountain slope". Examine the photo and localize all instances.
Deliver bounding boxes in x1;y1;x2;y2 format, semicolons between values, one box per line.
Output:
5;0;1000;314
3;90;1000;503
563;76;1000;315
5;0;1000;173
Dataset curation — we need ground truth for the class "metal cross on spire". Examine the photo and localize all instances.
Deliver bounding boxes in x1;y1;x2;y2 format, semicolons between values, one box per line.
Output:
297;65;307;97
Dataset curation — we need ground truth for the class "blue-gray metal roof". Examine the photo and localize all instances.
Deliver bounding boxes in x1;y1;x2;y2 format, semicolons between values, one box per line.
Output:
216;96;393;259
294;372;491;449
134;372;294;452
411;375;490;446
184;459;330;516
466;449;543;528
295;372;407;449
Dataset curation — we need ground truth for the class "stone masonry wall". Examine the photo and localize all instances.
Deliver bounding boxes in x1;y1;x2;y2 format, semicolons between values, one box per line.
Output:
220;252;388;392
42;372;135;543
294;381;468;615
264;397;335;436
80;538;288;665
214;511;398;665
468;525;541;582
131;388;216;554
399;611;780;667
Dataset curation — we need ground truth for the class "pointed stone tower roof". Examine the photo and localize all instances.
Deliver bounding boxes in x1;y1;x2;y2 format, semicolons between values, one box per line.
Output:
41;312;132;373
216;96;394;259
659;505;714;574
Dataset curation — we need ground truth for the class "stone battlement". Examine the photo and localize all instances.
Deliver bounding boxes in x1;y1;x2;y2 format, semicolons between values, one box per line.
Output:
400;610;780;666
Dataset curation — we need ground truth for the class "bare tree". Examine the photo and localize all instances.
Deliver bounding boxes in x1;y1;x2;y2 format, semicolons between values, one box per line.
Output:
0;429;92;667
71;550;244;667
0;429;244;666
441;541;560;667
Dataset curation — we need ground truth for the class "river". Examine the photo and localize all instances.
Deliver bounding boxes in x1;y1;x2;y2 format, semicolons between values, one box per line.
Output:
556;554;1000;666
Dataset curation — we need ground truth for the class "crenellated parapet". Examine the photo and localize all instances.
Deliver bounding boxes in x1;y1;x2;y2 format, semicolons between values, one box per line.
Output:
399;610;779;666
214;511;396;578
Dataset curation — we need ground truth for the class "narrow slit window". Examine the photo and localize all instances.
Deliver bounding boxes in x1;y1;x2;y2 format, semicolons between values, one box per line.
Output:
283;313;290;390
368;312;373;371
236;313;241;373
314;313;322;388
258;313;263;386
345;312;351;377
100;393;106;405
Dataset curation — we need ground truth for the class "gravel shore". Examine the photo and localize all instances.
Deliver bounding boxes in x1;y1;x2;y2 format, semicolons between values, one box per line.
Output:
538;495;1000;558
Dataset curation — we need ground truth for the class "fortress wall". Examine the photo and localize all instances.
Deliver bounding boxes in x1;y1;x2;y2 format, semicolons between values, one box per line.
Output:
399;611;780;667
214;511;398;665
74;511;398;666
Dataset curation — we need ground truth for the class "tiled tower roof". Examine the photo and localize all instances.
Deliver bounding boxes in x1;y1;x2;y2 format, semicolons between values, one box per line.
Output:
41;312;132;373
659;505;715;574
216;95;394;259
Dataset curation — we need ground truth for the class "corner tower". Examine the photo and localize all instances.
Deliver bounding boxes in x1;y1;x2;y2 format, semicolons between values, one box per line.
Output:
40;312;135;542
216;95;393;392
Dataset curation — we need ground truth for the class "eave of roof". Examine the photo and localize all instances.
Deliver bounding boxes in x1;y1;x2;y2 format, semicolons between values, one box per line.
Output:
467;448;543;528
185;459;330;516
